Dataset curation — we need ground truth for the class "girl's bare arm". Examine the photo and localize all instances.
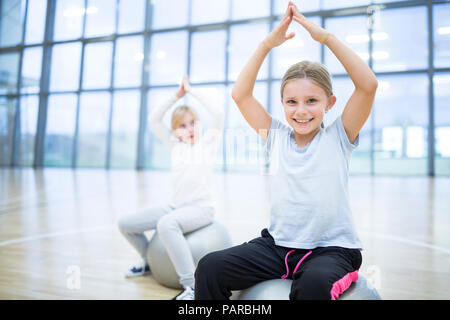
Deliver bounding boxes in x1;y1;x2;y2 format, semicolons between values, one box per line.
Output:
231;8;295;141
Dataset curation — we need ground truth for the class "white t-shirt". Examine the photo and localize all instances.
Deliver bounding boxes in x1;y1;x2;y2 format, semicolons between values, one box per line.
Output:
263;115;363;249
148;92;224;209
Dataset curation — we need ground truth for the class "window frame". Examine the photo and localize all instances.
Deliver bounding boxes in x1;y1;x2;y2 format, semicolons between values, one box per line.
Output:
0;0;447;176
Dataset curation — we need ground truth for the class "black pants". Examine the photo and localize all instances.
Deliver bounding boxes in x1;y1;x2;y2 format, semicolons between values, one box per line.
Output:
195;229;362;300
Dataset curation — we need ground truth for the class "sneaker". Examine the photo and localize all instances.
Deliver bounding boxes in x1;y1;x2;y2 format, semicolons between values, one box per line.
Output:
124;262;151;278
173;287;195;300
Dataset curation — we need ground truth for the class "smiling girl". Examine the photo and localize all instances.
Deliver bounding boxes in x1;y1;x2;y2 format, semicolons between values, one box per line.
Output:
194;2;377;300
118;76;224;300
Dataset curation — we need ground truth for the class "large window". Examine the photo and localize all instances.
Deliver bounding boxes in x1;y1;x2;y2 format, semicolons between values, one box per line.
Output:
231;0;270;20
0;52;19;94
24;0;47;44
149;31;188;85
373;74;429;175
323;0;370;10
77;92;110;167
151;0;189;29
227;82;267;172
21;47;43;94
82;42;113;90
434;73;450;176
114;36;144;88
372;6;428;72
45;94;77;167
110;90;140;169
0;0;448;176
49;42;82;92
191;0;229;25
0;97;16;166
84;0;116;38
118;0;145;33
274;0;319;14
53;0;84;41
0;0;25;48
434;4;450;68
18;95;39;166
229;23;270;81
325;15;369;74
332;77;373;175
190;30;227;83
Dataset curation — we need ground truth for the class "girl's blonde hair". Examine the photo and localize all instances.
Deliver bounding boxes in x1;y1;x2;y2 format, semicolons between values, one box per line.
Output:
171;105;199;130
280;61;333;98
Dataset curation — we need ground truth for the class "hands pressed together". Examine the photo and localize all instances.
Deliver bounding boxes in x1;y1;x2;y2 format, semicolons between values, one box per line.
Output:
263;1;330;50
176;75;192;99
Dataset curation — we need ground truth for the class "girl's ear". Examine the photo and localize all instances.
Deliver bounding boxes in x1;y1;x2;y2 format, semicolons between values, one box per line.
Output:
326;95;337;111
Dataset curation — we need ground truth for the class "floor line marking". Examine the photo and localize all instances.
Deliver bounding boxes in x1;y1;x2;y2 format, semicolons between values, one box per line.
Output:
1;226;449;256
360;230;450;255
0;225;115;247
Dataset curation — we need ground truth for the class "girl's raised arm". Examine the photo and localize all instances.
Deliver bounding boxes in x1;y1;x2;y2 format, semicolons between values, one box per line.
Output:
231;8;295;141
183;77;225;134
147;78;188;147
290;1;378;144
147;94;177;148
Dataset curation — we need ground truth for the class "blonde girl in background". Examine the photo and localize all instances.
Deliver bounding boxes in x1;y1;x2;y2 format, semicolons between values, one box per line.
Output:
118;76;224;300
195;2;377;300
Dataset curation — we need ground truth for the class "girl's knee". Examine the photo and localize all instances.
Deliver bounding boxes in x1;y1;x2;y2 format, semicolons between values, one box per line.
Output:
195;251;224;279
156;215;180;236
117;216;132;233
290;269;334;300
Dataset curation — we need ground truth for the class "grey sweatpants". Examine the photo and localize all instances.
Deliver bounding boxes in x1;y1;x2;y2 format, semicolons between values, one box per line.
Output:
118;204;214;288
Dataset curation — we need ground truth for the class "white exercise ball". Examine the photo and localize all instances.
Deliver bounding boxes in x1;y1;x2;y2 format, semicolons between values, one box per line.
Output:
230;275;381;300
146;221;233;289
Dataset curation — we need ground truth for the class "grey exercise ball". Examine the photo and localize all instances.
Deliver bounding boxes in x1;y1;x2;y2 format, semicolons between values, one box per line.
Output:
230;275;381;300
146;221;233;289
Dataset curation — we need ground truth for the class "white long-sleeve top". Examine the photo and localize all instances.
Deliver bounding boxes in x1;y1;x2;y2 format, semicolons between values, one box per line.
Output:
148;90;225;209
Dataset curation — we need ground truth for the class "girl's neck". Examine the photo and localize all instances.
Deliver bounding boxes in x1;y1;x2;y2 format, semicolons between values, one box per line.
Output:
292;127;321;149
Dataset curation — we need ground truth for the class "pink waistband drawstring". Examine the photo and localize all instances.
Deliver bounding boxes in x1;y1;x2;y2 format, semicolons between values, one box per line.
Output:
281;250;313;280
281;250;295;279
292;250;312;275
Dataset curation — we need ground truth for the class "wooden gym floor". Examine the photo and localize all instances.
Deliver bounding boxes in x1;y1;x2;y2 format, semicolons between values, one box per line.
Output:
0;168;449;300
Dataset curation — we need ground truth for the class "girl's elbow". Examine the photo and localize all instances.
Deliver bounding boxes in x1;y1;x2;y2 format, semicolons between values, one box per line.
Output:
231;86;249;104
367;74;378;92
231;89;242;104
360;78;378;94
369;78;378;92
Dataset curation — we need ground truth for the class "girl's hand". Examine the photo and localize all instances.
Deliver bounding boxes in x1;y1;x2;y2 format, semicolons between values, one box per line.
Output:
176;75;189;98
262;7;295;49
182;76;192;93
289;1;329;43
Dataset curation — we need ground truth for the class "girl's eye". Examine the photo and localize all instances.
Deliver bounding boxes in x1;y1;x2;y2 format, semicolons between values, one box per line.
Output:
307;98;317;104
191;120;195;125
287;100;296;104
180;124;186;129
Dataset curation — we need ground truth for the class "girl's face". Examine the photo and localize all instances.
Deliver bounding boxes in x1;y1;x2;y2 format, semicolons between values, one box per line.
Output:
174;112;200;145
282;78;335;137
